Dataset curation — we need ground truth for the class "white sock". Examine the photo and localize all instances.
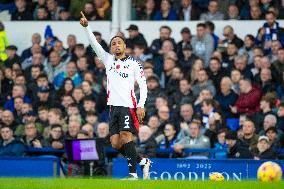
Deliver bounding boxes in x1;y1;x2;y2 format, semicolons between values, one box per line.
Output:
130;173;138;178
139;158;147;166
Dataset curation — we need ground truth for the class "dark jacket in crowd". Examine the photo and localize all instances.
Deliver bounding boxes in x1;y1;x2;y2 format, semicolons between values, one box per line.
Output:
228;141;253;159
125;33;148;49
215;90;238;118
0;138;26;156
136;136;158;158
252;148;278;160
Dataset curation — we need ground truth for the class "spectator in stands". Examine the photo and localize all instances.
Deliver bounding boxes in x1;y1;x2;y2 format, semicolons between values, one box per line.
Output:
265;127;282;150
96;122;109;139
157;123;177;158
221;25;244;49
35;6;50;21
257;68;275;94
21;33;42;62
270;40;281;62
66;119;81;139
82;2;100;21
66;34;77;58
53;61;82;90
85;111;99;131
178;0;200;21
225;131;253;159
3;45;21;68
230;78;261;116
215;77;238;119
93;0;111;20
46;0;62;20
137;0;156;20
44;51;67;82
150;25;176;57
192;69;216;97
260;114;283;138
201;99;219;130
0;110;17;131
4;84;31;112
136;126;157;158
238;34;255;65
175;120;210;158
33;0;47;19
0;21;8;64
207;57;228;93
153;0;177;20
15;110;44;137
172;79;195;110
227;4;240;20
38;106;49;128
33;86;57;111
276;102;284;130
273;48;284;79
200;0;224;21
44;124;64;149
256;11;284;48
43;108;65;139
125;24;147;49
11;0;32;20
253;136;277;160
81;123;94;139
176;27;192;59
0;126;26;156
194;89;214;113
176;103;194;129
133;44;152;63
205;21;219;50
239;120;259;151
21;122;44;148
214;128;228;159
191;23;214;66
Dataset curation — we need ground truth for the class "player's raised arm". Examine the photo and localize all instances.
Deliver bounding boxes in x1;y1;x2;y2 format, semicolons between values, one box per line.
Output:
80;11;108;64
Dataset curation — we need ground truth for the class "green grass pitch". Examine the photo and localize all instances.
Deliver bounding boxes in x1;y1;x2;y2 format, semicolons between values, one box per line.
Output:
0;178;283;189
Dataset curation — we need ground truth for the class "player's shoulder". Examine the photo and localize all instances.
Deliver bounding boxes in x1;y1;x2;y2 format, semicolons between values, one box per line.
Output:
127;56;142;66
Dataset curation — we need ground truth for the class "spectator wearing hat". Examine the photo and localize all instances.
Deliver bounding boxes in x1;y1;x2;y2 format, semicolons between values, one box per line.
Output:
0;126;26;157
178;44;197;72
32;85;58;111
125;24;148;49
15;110;44;137
177;27;192;60
3;45;21;68
226;131;253;159
252;136;277;160
178;0;200;21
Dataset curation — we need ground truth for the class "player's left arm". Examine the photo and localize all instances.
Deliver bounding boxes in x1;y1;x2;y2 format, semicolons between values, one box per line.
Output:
134;61;148;123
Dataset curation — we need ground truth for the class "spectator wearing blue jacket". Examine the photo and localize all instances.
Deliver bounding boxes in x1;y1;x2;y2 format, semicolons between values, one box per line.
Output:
214;128;228;159
153;0;178;21
53;61;82;90
4;84;31;112
0;126;26;157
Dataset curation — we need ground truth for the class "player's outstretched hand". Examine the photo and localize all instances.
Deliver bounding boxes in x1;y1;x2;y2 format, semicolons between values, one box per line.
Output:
136;107;145;124
80;11;88;27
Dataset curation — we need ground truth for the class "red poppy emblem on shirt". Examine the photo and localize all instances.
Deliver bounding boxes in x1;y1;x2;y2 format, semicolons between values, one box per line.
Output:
116;65;120;69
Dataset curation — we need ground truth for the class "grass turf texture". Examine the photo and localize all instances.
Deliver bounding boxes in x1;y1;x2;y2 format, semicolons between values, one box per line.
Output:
0;178;283;189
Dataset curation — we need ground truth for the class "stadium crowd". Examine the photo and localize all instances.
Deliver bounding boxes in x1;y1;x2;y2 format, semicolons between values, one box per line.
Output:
1;0;284;21
1;0;284;175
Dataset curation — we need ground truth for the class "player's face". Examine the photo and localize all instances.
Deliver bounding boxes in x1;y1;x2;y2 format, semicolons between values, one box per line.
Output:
110;37;126;56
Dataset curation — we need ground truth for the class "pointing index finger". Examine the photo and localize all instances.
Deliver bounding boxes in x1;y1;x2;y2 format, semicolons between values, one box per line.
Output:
80;11;86;19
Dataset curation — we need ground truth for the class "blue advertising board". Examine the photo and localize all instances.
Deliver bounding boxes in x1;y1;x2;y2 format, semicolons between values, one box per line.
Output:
112;158;284;180
0;156;60;177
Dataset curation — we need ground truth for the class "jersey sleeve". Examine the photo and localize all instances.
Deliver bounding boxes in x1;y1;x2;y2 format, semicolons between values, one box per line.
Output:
134;61;147;108
84;25;109;65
